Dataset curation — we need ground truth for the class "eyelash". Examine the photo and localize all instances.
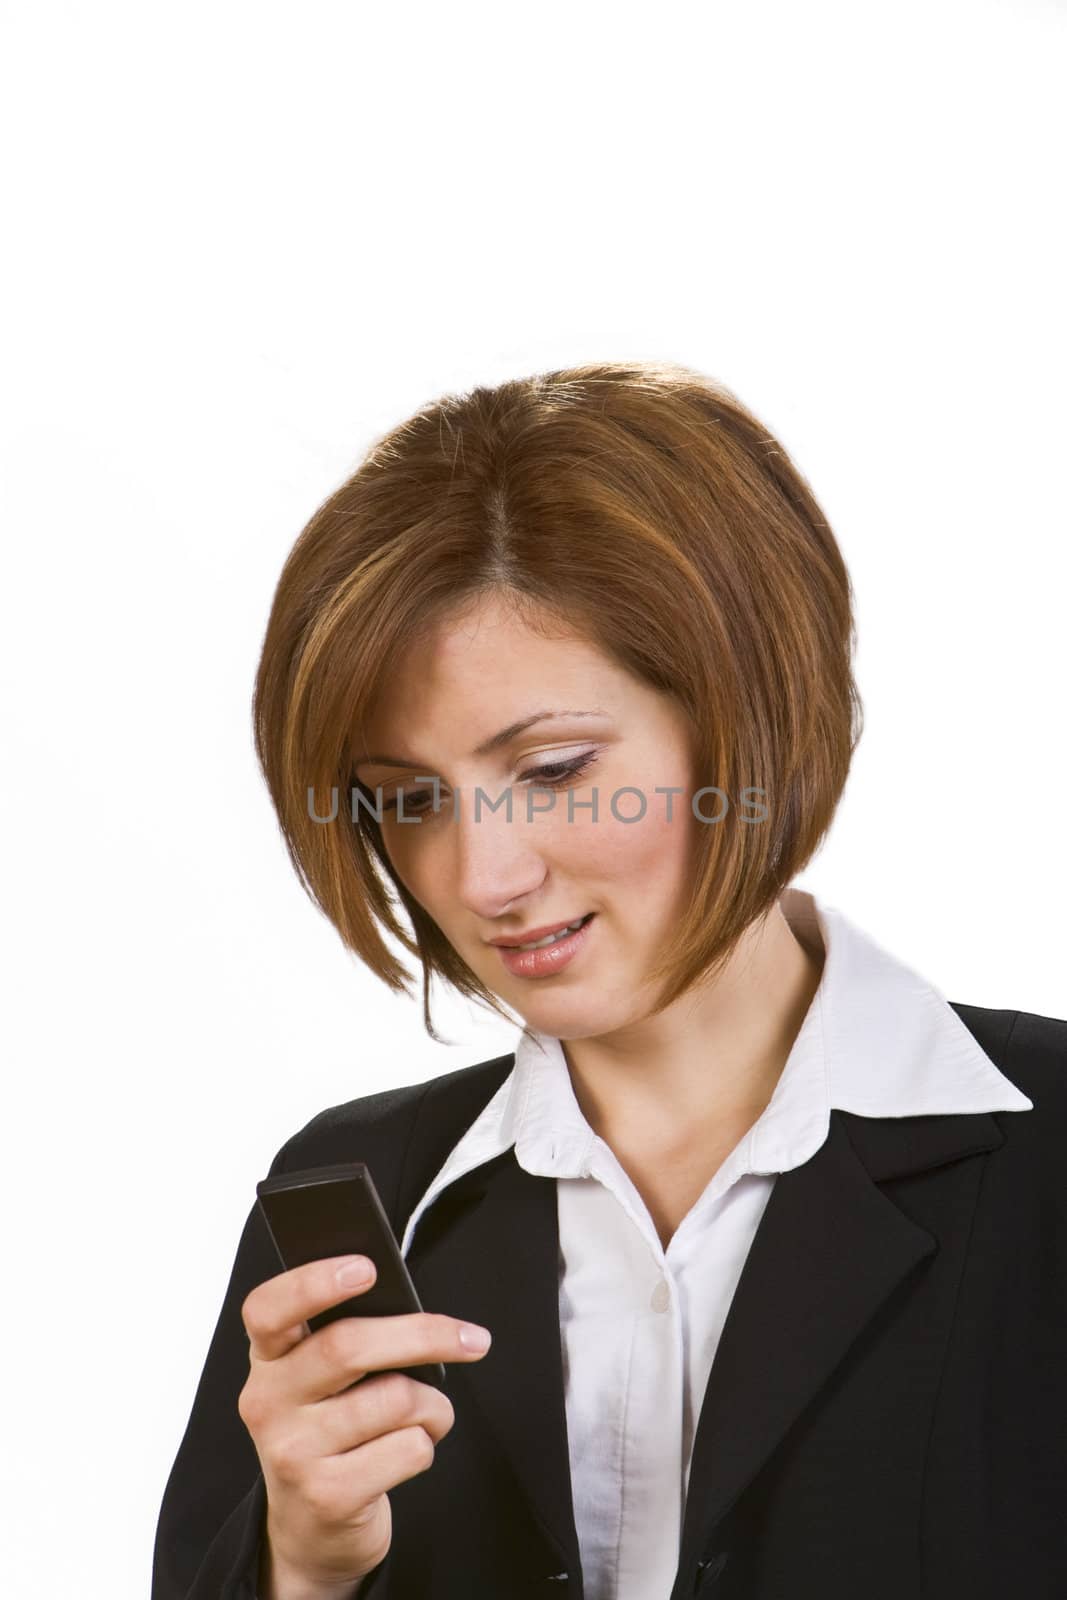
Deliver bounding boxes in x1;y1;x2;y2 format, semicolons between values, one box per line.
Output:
379;750;600;818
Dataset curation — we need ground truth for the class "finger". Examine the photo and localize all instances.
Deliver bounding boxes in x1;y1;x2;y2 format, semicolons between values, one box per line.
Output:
243;1255;378;1361
314;1422;444;1505
263;1428;438;1535
285;1310;492;1404
311;1370;456;1459
242;1367;454;1486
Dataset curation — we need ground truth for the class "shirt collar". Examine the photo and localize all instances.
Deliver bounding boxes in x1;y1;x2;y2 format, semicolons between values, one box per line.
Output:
400;888;1032;1256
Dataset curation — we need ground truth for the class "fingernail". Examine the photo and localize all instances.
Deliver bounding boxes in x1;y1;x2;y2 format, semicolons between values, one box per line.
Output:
458;1323;492;1352
336;1256;375;1287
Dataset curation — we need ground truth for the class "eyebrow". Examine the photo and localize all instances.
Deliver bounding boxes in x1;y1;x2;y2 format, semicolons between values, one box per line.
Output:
354;710;606;771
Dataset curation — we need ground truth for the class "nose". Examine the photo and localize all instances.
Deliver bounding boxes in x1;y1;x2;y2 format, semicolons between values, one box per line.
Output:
452;780;548;919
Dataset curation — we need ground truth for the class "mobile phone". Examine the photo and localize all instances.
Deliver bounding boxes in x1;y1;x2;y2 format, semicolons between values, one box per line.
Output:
255;1161;446;1388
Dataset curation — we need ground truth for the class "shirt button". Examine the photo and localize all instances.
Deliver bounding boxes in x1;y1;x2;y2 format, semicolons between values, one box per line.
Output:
650;1278;671;1313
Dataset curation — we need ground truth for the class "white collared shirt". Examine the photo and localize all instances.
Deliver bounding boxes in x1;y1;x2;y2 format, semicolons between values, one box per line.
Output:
400;888;1033;1600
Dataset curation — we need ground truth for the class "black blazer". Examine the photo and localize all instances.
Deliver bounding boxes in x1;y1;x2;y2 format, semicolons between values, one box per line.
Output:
152;1003;1067;1600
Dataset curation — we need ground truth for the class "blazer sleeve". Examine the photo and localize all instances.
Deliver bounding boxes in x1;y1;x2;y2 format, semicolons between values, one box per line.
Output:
150;1145;393;1600
151;1062;480;1599
151;1180;278;1599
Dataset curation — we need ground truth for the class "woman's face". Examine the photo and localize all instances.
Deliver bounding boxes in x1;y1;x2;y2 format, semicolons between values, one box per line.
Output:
354;591;703;1040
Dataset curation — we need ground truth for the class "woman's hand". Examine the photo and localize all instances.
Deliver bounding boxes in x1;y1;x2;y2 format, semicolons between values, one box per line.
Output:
238;1253;493;1600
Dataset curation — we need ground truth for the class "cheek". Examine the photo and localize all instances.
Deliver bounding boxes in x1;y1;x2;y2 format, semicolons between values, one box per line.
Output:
376;827;435;906
554;786;694;883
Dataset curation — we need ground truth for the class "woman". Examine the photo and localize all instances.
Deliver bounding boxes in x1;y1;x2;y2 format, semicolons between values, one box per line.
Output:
152;363;1066;1600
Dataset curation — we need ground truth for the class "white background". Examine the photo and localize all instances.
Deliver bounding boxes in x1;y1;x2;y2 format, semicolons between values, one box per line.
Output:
2;0;1065;1592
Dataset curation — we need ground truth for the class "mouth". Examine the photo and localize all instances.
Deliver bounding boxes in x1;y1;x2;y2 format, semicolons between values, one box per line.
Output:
489;912;595;951
490;913;597;979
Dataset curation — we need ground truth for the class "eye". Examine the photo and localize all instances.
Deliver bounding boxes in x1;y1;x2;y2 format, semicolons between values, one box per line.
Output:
375;750;600;820
378;784;442;817
517;751;599;788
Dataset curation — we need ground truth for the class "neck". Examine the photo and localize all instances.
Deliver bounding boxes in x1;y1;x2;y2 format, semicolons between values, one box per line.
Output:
560;898;825;1160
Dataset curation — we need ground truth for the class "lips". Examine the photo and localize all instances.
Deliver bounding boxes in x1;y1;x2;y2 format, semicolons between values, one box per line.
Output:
492;912;596;978
489;913;594;949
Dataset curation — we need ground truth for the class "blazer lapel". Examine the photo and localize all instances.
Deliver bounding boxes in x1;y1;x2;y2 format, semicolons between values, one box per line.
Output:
675;1105;1006;1581
397;1057;1006;1597
404;1148;582;1583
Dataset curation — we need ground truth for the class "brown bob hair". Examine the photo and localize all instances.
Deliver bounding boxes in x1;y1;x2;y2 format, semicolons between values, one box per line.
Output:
252;360;862;1042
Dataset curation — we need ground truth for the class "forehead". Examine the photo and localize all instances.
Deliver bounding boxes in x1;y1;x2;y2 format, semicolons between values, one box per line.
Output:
363;597;619;737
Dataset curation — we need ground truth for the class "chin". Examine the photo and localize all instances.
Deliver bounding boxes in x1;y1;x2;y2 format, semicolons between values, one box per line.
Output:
514;993;639;1042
